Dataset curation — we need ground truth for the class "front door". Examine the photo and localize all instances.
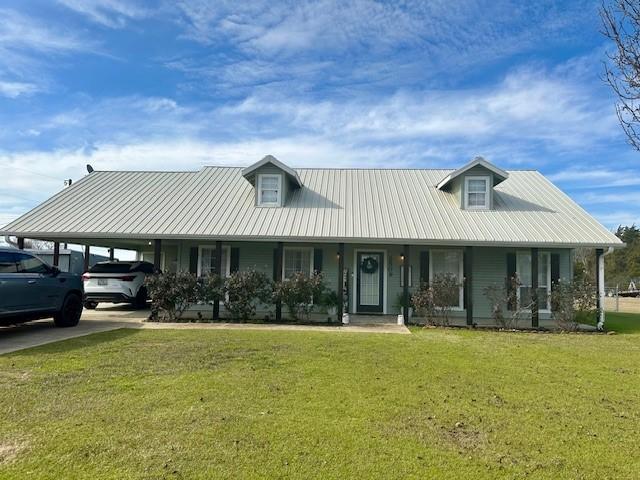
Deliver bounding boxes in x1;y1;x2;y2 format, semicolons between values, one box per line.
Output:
356;252;384;313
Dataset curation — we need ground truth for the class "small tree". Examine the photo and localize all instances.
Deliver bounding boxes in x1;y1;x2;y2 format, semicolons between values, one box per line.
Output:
411;273;460;326
146;272;199;322
273;272;325;321
197;273;225;321
223;269;272;321
549;279;598;331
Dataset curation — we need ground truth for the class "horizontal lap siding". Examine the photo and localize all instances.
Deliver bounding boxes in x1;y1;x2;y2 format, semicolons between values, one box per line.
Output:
471;247;572;321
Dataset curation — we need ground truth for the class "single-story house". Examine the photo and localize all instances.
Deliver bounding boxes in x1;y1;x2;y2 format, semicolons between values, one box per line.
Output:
0;155;623;328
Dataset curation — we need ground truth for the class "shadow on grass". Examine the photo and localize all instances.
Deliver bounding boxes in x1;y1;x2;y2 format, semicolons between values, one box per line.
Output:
604;312;640;334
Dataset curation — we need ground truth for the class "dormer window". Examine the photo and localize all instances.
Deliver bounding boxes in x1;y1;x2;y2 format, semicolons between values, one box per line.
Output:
465;176;490;209
258;174;282;206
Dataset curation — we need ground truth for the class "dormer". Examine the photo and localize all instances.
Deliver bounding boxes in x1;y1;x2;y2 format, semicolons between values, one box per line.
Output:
436;156;508;210
242;155;302;207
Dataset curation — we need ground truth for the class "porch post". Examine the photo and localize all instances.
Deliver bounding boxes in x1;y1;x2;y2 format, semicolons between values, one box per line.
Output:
213;240;222;320
337;242;345;322
52;242;60;267
153;239;161;271
109;248;115;261
275;241;283;321
465;246;473;326
403;245;410;324
83;245;90;272
531;247;539;328
17;237;24;250
596;248;605;330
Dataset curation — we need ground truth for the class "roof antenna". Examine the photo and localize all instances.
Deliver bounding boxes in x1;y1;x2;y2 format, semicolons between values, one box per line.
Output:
86;164;94;174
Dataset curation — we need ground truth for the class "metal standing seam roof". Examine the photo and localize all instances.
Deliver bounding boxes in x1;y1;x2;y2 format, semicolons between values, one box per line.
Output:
0;166;623;248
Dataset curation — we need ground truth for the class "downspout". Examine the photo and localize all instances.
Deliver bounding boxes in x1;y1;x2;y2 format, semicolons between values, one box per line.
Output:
597;247;615;331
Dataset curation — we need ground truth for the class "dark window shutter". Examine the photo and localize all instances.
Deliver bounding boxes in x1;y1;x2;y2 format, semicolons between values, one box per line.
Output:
463;250;468;309
551;253;560;290
189;247;199;275
419;251;429;286
230;248;240;273
313;248;323;273
273;249;279;281
506;252;517;310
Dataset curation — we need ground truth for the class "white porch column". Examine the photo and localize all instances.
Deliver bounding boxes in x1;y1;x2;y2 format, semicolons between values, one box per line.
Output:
596;248;605;331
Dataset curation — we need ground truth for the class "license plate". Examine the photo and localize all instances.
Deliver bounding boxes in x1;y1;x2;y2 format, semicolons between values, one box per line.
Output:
98;279;108;286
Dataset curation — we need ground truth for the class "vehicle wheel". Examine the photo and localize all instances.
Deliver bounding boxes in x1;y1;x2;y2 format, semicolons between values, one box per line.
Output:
134;287;148;309
84;301;98;309
54;293;83;327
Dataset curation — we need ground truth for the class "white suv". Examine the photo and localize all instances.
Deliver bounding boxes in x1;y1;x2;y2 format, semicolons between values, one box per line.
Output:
82;261;156;309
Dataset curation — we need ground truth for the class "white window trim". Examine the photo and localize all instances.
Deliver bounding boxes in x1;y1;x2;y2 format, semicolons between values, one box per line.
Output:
197;245;231;277
257;173;282;207
282;246;314;280
515;251;551;313
400;265;413;288
429;249;464;310
464;175;491;210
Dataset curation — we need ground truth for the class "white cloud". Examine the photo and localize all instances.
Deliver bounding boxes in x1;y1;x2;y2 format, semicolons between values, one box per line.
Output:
0;80;38;98
56;0;149;28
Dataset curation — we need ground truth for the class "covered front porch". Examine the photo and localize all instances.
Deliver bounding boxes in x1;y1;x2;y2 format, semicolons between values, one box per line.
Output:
13;235;609;329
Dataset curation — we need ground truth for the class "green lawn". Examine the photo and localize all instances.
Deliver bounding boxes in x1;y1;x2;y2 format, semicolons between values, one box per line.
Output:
1;318;639;479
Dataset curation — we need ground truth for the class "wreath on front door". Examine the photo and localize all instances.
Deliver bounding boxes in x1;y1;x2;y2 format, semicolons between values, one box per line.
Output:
360;256;379;274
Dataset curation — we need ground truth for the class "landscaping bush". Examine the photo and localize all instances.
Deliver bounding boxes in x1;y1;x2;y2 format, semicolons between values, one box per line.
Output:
273;272;325;321
483;276;529;329
549;279;597;331
146;272;199;322
196;273;225;321
412;273;459;326
320;289;340;317
223;269;272;321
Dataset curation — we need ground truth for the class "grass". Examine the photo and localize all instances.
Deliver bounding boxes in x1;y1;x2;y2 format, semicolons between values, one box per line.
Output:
1;320;639;479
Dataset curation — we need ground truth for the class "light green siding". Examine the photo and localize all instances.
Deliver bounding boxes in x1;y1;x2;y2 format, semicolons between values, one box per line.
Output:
166;241;572;322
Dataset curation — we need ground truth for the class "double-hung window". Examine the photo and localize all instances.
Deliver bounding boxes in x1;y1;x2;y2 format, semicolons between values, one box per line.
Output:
429;249;464;309
465;176;490;209
258;174;282;206
198;245;230;277
283;247;312;279
516;251;550;311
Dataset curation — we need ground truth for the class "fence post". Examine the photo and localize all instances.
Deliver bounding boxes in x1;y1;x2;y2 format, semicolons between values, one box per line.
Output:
616;284;619;312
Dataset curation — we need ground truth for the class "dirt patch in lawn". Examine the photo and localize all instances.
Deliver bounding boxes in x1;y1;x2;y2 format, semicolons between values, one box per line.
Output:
0;438;28;465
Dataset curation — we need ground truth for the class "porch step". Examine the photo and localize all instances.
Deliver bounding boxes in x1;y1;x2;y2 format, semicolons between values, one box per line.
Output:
349;314;399;326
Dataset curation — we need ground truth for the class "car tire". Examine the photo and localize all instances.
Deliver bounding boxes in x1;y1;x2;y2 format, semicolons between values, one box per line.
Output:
54;293;83;328
84;301;98;309
134;287;148;309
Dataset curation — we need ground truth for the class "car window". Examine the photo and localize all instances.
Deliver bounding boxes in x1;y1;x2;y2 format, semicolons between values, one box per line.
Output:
0;252;18;273
89;262;134;273
14;253;50;274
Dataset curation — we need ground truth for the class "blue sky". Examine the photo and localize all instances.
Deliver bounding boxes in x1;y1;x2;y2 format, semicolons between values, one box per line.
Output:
0;0;638;232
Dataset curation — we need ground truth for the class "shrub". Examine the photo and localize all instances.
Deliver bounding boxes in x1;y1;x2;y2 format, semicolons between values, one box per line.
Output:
320;289;340;315
223;269;272;321
549;279;597;331
411;273;460;326
483;276;528;329
274;272;325;321
146;272;199;322
197;273;225;321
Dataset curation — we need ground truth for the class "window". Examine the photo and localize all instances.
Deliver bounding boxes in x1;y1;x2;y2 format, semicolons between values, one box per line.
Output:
516;251;550;311
429;250;464;309
15;253;49;274
464;176;490;209
198;246;230;277
283;247;312;279
0;252;17;273
257;174;282;206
